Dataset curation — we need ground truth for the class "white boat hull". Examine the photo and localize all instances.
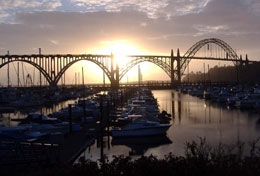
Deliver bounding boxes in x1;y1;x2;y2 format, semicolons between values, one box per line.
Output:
111;123;171;137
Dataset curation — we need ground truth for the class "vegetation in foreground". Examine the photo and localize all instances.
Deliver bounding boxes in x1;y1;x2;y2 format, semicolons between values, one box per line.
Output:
6;137;260;176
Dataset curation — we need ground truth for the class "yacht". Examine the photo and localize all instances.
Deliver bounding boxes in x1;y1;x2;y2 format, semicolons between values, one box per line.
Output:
15;113;61;124
110;118;171;138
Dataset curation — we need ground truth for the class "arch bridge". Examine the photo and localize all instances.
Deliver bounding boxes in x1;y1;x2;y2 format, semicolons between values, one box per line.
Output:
0;38;252;89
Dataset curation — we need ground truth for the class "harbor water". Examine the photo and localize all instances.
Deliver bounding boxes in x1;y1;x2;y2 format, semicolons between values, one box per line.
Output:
79;89;260;161
1;89;260;162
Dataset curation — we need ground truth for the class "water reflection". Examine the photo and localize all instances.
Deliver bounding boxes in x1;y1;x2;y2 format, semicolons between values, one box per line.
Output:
0;99;75;126
2;89;260;160
111;135;172;156
151;90;260;156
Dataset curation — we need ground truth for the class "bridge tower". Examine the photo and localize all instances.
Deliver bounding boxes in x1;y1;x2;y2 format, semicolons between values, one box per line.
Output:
238;55;243;83
245;54;249;66
110;53;119;90
176;48;181;85
50;56;56;86
170;49;174;87
238;54;249;83
115;62;119;89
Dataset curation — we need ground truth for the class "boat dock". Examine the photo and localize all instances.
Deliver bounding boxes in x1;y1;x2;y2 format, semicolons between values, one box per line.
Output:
0;126;95;174
59;129;95;164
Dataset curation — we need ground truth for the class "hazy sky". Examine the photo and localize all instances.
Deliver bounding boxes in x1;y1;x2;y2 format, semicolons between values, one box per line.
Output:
0;0;260;85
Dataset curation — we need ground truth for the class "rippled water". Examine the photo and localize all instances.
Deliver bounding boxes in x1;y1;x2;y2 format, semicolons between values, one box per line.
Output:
80;89;260;161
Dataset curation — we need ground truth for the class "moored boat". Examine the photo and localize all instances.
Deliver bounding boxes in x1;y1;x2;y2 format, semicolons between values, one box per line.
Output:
110;119;171;138
12;112;61;124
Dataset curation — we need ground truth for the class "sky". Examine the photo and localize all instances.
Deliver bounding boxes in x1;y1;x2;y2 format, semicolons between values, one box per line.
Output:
0;0;260;85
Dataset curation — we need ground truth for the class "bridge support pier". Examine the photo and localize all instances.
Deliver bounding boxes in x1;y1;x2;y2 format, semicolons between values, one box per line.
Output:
113;63;120;90
170;49;181;88
176;48;181;85
170;49;175;88
237;55;243;83
110;54;119;90
238;54;249;83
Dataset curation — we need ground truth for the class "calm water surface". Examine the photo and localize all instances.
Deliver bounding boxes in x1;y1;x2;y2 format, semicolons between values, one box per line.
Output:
1;89;259;161
0;100;76;127
80;89;260;161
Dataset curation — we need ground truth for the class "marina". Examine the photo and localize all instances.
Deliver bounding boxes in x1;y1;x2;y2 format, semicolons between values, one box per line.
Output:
1;86;260;171
0;88;169;166
0;1;260;174
77;86;260;161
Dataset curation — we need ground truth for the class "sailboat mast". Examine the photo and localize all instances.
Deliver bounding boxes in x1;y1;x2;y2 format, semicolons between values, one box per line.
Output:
75;72;77;86
138;64;142;87
82;67;85;99
22;62;25;86
17;62;19;87
82;67;84;86
63;71;65;86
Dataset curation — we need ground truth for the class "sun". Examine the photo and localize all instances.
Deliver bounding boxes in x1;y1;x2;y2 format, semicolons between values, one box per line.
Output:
67;40;168;84
85;40;169;83
94;40;143;67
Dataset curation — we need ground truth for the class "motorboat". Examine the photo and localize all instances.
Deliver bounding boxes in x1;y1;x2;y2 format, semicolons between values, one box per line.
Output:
0;125;49;142
12;112;61;124
8;112;74;138
0;125;31;133
0;130;48;142
110;119;171;138
51;105;99;120
50;106;84;119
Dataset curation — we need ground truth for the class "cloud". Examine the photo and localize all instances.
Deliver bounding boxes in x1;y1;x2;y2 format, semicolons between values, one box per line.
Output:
49;39;59;45
0;0;259;61
70;0;169;18
163;0;212;17
192;25;229;36
0;0;62;23
242;0;260;16
0;0;214;23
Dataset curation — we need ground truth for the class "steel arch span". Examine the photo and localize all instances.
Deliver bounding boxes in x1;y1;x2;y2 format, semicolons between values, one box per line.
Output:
0;56;52;84
119;55;172;81
0;38;246;88
0;54;114;86
53;55;113;85
179;38;240;76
